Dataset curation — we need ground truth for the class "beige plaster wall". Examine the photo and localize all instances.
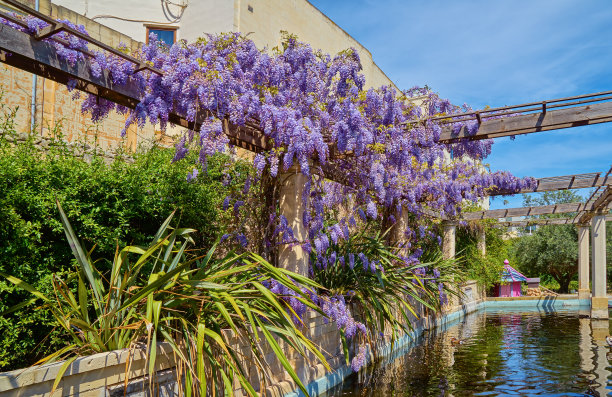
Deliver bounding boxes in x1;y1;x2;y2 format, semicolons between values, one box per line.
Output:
179;0;397;90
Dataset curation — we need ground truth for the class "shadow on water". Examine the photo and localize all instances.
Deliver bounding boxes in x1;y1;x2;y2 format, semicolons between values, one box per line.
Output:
323;308;612;397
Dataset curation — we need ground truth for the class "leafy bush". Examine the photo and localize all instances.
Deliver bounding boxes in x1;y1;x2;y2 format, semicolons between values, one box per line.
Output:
456;224;510;289
309;224;460;370
0;123;248;370
2;202;326;395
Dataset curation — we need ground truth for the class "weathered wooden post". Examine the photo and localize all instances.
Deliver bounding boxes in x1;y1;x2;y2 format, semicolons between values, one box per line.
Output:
590;211;607;319
577;225;590;301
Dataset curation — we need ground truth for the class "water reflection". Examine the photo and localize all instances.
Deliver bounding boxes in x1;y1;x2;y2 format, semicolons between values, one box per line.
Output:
324;309;612;396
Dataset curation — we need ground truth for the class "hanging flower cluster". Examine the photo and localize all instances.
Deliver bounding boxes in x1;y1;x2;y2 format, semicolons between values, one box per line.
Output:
0;16;536;249
1;14;538;372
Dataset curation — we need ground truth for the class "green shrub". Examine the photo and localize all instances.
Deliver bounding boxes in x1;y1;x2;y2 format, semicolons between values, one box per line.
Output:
456;225;510;289
568;280;579;292
2;202;326;395
0;127;246;370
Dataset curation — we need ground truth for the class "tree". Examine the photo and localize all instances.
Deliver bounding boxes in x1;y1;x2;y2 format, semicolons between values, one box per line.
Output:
511;190;585;293
512;224;578;293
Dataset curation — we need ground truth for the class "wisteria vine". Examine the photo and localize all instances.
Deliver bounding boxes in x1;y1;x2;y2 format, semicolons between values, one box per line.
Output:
0;14;537;372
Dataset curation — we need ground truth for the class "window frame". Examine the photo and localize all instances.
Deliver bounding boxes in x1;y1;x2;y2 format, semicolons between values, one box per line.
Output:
145;25;178;46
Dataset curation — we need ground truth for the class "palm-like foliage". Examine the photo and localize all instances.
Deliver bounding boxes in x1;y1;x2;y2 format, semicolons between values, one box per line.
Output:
1;201;328;396
310;226;461;349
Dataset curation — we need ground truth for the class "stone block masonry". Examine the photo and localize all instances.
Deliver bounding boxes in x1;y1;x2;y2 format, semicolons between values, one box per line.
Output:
1;0;158;154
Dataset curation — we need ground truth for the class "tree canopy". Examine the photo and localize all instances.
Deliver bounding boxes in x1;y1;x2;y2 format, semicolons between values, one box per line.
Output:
511;190;600;293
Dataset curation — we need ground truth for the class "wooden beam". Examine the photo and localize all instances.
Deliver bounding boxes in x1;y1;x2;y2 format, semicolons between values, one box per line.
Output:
497;218;575;227
0;23;269;152
488;171;610;196
462;202;587;220
576;186;612;225
439;101;612;143
496;214;612;227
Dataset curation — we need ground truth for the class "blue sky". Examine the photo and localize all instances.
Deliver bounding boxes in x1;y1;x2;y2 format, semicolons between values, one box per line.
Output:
309;0;612;209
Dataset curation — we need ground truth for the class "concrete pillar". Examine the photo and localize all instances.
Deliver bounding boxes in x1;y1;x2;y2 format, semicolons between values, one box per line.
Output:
278;164;309;276
392;206;410;257
578;225;590;301
442;222;457;260
477;228;486;257
590;213;607;319
442;222;457;311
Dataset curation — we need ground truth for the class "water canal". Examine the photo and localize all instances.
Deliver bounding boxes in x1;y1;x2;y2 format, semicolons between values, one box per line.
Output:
324;308;612;396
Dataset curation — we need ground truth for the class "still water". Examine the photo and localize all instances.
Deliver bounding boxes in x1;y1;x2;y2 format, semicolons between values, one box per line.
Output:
325;309;612;396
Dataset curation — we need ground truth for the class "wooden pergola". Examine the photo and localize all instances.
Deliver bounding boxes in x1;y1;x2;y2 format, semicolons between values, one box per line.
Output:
455;165;611;318
0;0;609;317
496;214;612;228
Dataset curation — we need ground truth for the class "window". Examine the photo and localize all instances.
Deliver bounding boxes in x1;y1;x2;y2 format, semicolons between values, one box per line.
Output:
145;26;177;47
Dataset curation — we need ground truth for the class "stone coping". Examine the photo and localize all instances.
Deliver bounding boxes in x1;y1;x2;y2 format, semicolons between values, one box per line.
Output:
486;295;578;301
0;343;175;396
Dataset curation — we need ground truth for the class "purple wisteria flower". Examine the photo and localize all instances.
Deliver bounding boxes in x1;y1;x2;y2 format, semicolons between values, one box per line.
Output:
186;168;199;182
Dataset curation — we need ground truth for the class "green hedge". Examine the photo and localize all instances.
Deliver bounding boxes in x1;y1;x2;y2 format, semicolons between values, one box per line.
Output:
0;133;244;370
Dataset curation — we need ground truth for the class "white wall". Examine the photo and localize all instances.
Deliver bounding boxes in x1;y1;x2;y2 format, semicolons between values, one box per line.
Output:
52;0;397;90
179;0;235;41
52;0;184;43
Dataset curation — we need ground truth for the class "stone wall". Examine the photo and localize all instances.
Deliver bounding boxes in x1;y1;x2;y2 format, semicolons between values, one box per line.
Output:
0;0;157;152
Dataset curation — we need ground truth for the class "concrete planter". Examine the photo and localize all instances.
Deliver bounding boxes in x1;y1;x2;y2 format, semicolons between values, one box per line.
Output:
0;281;484;397
0;344;177;397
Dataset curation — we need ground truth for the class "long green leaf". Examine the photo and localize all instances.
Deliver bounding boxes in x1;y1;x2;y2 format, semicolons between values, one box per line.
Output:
56;200;103;305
